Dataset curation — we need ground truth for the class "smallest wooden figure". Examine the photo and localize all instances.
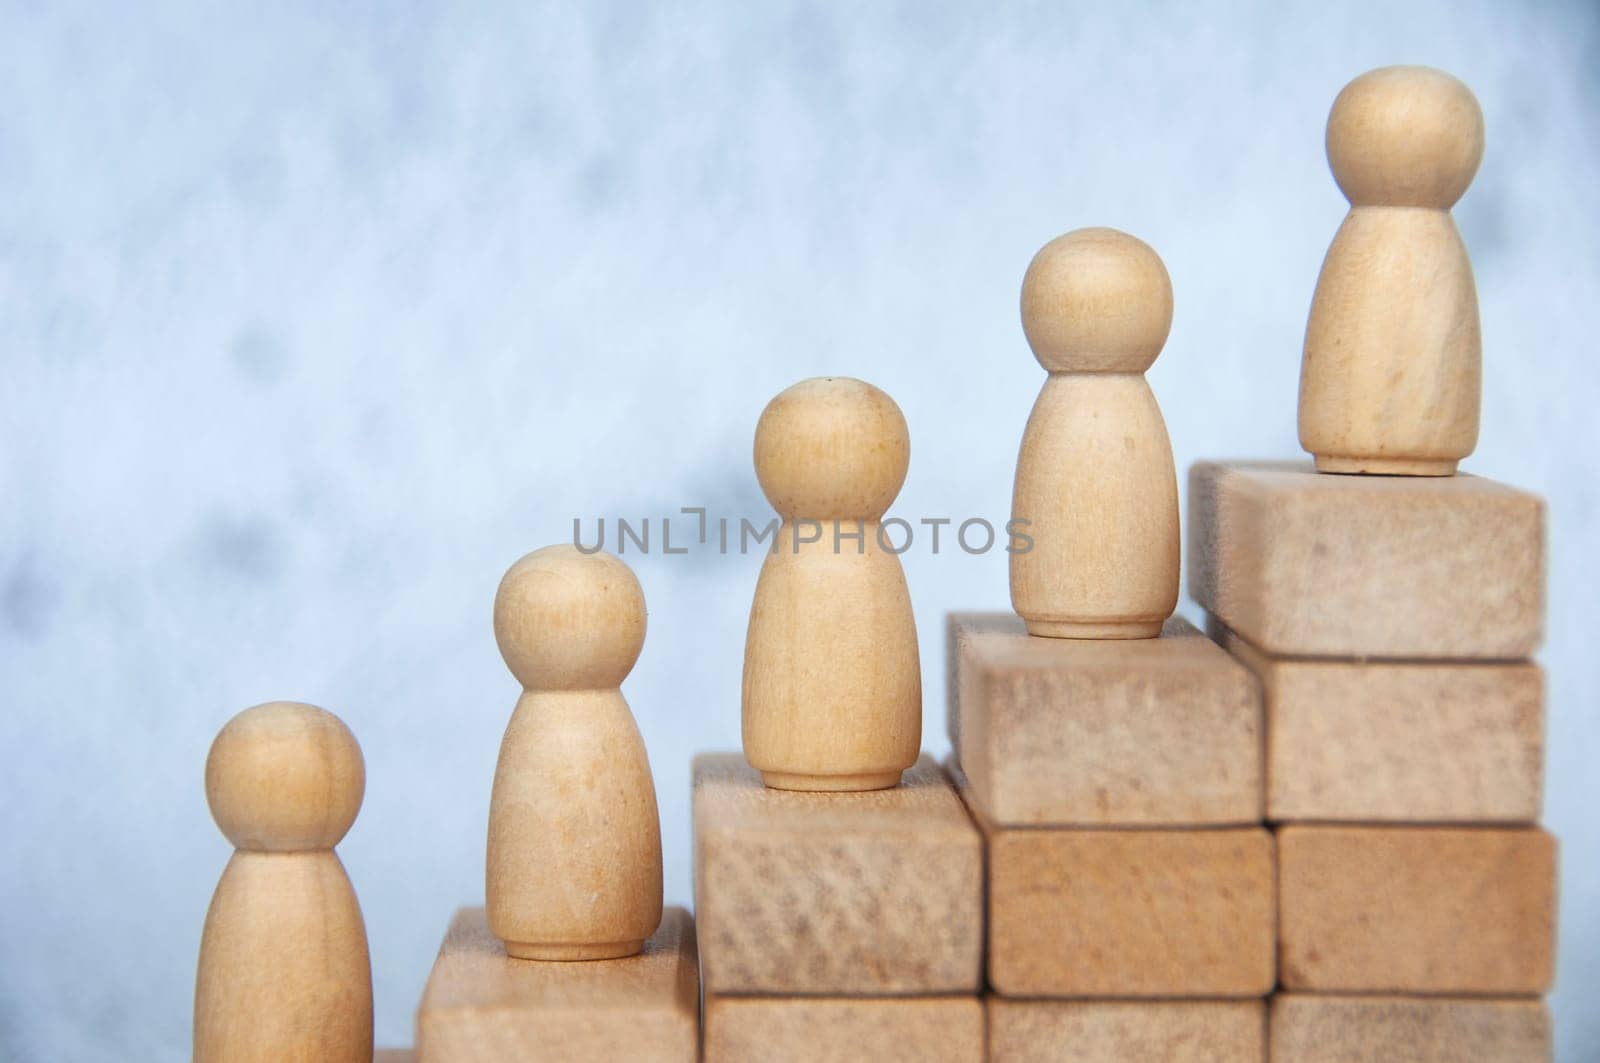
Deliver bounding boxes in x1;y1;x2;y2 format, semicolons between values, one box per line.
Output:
1299;65;1485;475
1009;227;1180;639
194;701;373;1063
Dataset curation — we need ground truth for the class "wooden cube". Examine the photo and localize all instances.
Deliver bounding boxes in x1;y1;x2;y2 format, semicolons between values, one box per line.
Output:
1278;827;1557;993
988;998;1265;1062
947;613;1260;826
1188;461;1544;658
703;996;984;1062
970;789;1275;998
415;907;698;1062
1216;624;1544;823
694;753;982;995
1270;995;1551;1062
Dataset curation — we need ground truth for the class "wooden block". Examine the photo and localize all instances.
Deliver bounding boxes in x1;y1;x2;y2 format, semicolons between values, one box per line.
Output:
1187;460;1544;658
1278;826;1557;993
703;996;984;1063
694;753;982;994
1216;624;1544;823
973;794;1275;997
415;906;697;1063
1270;995;1551;1062
988;998;1265;1062
947;612;1260;826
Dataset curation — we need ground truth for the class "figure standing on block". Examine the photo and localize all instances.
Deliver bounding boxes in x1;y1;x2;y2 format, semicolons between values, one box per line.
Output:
194;701;373;1063
1299;65;1484;476
1009;227;1180;639
487;545;663;960
743;377;921;791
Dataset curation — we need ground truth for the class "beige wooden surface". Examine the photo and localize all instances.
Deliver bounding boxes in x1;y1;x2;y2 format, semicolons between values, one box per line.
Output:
703;995;984;1063
980;814;1276;998
416;906;697;1063
947;612;1260;826
1269;995;1550;1062
988;998;1266;1063
1187;460;1544;658
1278;826;1556;993
1218;623;1543;823
693;753;982;995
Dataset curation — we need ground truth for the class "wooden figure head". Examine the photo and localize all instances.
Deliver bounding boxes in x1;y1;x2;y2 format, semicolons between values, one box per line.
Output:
1020;227;1173;375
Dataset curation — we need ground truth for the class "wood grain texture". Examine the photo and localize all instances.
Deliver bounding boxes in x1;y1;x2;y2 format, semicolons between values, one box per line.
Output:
703;996;984;1063
1300;66;1485;475
416;906;698;1063
195;702;373;1063
988;999;1265;1063
1270;995;1550;1062
947;612;1260;826
487;546;662;960
1187;460;1544;658
974;802;1276;998
742;377;921;790
1217;623;1543;823
694;753;982;995
1277;826;1557;993
1010;227;1179;638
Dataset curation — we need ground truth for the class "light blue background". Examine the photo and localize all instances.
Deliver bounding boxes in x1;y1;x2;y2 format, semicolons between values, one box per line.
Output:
3;2;1596;1059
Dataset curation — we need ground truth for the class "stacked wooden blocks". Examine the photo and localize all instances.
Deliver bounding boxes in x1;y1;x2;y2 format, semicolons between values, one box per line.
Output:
1190;460;1557;1061
693;754;985;1062
947;613;1273;1062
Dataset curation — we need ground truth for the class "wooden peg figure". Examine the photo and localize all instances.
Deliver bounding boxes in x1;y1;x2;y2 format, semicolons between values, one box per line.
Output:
487;545;663;960
1299;65;1485;475
1009;227;1180;639
194;701;373;1063
742;377;922;791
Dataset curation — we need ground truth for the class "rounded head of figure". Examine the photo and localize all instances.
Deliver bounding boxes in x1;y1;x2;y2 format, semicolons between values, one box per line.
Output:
1020;227;1173;374
1326;65;1484;209
205;701;365;852
753;377;910;521
493;545;647;691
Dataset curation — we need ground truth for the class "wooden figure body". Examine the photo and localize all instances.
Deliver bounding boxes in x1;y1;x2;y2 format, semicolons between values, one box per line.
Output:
486;545;663;960
194;701;373;1063
1009;227;1180;639
742;377;921;792
1299;65;1485;476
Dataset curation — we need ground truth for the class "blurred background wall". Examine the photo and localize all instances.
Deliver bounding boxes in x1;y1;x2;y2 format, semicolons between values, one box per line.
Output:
3;1;1597;1058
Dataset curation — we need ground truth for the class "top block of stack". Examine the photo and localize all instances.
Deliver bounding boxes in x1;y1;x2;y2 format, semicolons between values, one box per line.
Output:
1188;461;1544;659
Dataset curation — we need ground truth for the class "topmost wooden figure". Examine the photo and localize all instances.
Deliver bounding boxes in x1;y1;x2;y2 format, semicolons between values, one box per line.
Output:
742;377;922;791
1299;65;1485;476
1010;227;1180;639
487;545;663;960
